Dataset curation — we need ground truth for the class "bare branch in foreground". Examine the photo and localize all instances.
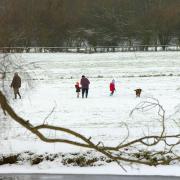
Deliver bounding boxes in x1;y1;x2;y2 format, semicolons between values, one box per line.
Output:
0;90;179;167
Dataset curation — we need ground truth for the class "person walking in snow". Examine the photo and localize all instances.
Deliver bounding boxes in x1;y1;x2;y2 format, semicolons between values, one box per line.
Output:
80;75;90;98
10;72;21;99
109;79;115;96
75;82;81;98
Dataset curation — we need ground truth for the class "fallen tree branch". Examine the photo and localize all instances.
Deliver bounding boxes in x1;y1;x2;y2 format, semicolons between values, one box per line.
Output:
0;90;179;167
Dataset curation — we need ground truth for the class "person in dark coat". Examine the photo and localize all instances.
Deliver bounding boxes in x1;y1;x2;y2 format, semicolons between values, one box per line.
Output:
10;72;21;99
80;75;90;98
75;82;81;98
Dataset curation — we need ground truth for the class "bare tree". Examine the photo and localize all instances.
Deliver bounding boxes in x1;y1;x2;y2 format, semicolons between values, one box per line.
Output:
0;53;38;96
0;53;39;142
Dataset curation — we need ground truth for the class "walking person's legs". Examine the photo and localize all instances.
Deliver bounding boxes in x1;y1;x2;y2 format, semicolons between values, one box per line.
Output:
13;88;21;99
13;88;18;99
85;89;88;98
17;89;21;99
77;92;80;98
82;88;85;98
110;90;114;96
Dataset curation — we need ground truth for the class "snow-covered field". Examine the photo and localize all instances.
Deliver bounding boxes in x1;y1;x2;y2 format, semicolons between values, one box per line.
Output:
0;52;180;175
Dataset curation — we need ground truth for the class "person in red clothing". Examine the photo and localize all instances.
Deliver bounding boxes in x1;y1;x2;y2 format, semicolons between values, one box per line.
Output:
75;82;81;98
109;79;115;96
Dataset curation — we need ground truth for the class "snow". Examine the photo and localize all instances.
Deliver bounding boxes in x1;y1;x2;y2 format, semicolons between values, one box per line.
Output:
0;163;180;176
0;52;180;175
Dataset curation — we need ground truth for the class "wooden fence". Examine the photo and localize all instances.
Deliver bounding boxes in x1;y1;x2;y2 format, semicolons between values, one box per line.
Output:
0;45;179;53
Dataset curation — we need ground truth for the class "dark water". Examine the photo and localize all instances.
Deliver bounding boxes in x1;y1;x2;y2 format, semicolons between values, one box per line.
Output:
0;174;179;180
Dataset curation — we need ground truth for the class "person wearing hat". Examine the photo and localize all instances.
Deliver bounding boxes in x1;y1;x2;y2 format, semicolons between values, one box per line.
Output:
10;72;21;99
80;75;90;98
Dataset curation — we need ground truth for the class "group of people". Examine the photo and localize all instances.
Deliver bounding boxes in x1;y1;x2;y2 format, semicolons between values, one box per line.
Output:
10;73;142;100
75;76;142;98
75;75;90;98
75;76;116;98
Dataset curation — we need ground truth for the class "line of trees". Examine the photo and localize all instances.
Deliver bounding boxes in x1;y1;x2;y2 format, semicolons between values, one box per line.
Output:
0;0;180;48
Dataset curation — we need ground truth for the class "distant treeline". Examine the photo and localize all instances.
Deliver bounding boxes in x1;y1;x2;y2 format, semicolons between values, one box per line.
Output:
0;0;180;48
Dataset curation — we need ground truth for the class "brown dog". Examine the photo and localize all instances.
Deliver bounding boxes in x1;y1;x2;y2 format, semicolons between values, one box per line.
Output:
134;88;142;97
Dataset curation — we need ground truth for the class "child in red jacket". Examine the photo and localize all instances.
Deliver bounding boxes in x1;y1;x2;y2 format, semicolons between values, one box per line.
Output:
75;82;81;98
109;79;115;96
